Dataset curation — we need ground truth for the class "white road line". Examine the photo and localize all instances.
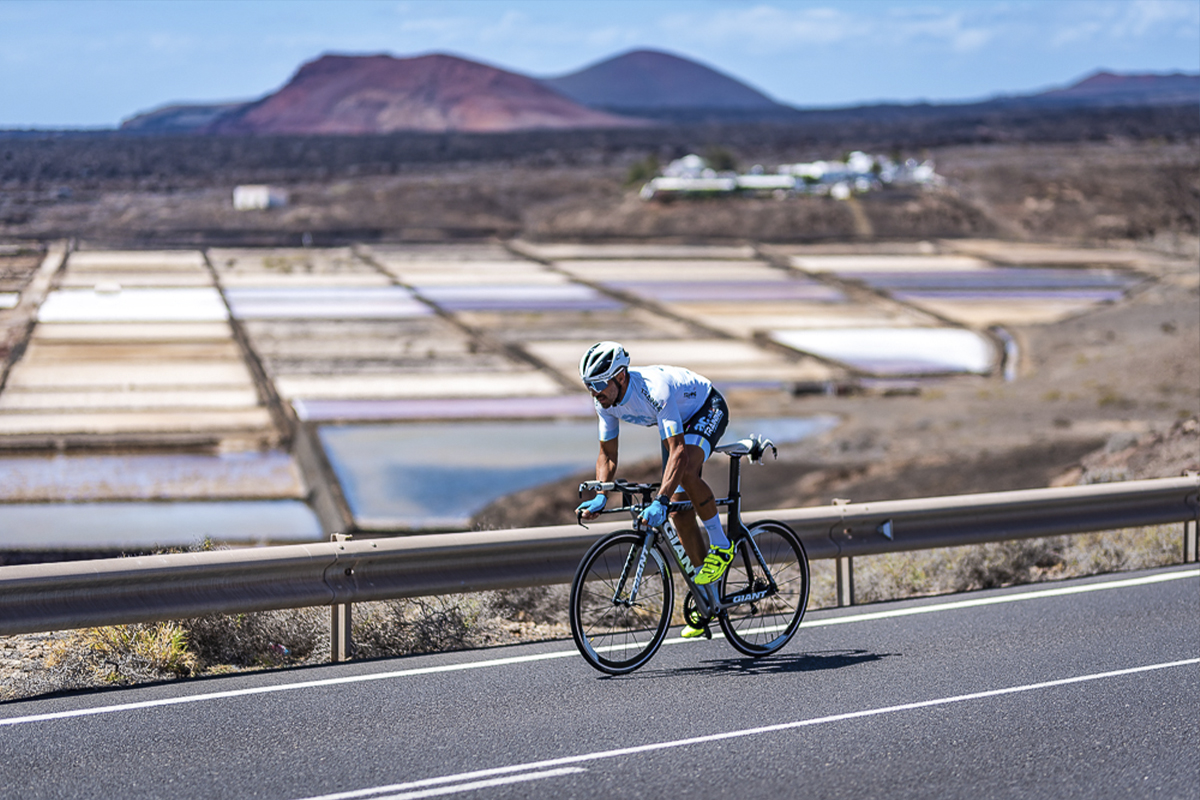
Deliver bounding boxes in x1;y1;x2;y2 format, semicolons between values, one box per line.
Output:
714;567;1200;640
365;768;585;800
801;569;1200;628
293;658;1200;800
0;649;579;728
1;568;1195;728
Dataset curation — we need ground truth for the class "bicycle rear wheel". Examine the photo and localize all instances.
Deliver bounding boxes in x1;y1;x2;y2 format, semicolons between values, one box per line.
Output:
569;530;674;675
717;521;809;657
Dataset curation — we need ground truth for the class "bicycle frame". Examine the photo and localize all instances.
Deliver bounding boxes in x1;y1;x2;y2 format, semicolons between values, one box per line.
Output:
582;444;781;623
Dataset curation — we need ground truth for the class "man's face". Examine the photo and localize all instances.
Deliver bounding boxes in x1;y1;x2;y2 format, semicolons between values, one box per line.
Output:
588;369;624;408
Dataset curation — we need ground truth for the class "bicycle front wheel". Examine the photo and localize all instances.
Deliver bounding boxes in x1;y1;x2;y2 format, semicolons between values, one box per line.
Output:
718;521;809;657
569;530;674;675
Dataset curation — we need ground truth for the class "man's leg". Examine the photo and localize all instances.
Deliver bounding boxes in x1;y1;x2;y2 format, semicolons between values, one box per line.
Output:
671;506;707;569
673;443;724;566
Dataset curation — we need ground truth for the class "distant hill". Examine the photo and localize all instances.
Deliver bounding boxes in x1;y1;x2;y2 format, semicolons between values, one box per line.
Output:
211;53;646;134
117;51;1198;135
120;102;248;133
123;53;643;135
1033;70;1200;106
539;49;797;122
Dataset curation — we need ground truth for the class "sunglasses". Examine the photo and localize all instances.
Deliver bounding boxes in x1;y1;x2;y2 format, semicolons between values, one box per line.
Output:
586;378;611;393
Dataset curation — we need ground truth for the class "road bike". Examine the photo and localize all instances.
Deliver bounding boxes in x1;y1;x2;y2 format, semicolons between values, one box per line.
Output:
568;435;810;675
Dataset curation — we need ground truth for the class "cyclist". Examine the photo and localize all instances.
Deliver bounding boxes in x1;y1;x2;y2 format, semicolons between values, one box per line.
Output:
575;341;733;630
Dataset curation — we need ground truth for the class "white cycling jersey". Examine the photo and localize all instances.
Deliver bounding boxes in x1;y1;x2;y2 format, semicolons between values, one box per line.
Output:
596;365;713;442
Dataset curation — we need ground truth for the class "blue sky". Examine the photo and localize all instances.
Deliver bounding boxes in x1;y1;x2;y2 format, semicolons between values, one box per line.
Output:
1;0;1197;128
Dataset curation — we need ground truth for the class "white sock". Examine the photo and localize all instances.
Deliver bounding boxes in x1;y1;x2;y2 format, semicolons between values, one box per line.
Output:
702;514;729;549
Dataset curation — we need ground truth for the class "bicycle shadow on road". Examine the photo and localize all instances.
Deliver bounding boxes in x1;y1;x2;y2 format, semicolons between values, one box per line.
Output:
610;648;898;680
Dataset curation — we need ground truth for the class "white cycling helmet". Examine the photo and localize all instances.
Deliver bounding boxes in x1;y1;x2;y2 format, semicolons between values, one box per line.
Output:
579;341;630;391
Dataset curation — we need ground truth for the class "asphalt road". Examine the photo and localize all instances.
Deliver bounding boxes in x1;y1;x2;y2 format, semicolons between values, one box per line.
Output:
2;566;1197;800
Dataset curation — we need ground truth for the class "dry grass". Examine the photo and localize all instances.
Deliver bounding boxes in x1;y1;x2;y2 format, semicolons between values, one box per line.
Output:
1;589;563;700
843;524;1184;605
47;622;198;683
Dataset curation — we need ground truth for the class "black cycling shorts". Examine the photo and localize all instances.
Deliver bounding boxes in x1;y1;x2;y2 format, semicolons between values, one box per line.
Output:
660;388;729;470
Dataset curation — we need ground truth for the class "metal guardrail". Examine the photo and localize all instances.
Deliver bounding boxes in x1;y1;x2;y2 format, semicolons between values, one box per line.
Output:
1;476;1196;658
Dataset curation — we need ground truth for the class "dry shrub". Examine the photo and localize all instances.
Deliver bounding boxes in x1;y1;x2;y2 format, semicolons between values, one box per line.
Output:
488;585;569;625
181;608;327;669
852;549;957;604
351;595;495;659
808;560;837;609
1061;525;1182;574
845;525;1185;605
2;596;505;701
40;622;198;692
951;539;1068;591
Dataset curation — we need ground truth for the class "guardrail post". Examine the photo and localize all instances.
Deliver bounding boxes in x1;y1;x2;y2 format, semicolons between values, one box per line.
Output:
1185;519;1198;564
330;533;353;663
836;556;855;607
331;602;352;663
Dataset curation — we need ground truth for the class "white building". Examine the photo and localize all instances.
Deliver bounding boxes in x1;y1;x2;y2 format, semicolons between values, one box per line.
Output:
233;185;289;210
641;151;943;200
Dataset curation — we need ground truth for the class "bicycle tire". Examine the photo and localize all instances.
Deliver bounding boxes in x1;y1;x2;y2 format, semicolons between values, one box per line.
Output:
717;520;809;657
569;529;674;675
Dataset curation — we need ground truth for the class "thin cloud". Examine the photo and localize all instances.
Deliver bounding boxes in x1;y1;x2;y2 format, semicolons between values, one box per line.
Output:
889;10;996;52
1122;0;1200;37
1050;0;1200;47
656;3;996;54
658;5;859;49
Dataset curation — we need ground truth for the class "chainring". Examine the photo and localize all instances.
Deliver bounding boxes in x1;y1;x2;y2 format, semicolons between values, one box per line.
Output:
682;591;709;627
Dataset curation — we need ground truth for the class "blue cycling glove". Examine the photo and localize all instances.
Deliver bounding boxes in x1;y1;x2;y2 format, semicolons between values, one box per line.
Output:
639;497;669;528
576;494;607;516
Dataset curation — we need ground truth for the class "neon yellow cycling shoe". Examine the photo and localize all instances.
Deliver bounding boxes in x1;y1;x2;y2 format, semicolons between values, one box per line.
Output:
681;623;711;640
694;543;735;585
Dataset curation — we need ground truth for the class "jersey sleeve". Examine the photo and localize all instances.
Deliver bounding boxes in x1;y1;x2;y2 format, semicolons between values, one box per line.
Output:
597;406;619;442
656;395;684;441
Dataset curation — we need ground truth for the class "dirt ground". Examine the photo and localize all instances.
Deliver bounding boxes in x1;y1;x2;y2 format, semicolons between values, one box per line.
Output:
2;140;1196;254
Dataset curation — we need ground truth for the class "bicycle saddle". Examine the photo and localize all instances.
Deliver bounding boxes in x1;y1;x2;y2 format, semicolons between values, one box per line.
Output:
715;434;776;464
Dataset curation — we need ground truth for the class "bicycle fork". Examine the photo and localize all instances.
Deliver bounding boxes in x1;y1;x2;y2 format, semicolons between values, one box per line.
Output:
611;529;655;607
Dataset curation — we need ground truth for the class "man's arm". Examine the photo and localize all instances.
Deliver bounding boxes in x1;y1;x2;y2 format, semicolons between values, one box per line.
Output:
579;437;620;521
634;432;692;529
596;436;619;482
658;432;688;498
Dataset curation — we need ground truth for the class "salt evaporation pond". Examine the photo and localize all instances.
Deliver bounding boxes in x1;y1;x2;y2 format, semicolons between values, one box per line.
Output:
224;286;432;320
0;451;316;553
319;416;837;531
772;328;995;375
0;451;304;502
0;501;322;552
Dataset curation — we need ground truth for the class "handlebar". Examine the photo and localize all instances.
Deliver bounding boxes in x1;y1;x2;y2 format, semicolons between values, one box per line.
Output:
579;478;658;497
575;434;778;528
576;478;692;527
